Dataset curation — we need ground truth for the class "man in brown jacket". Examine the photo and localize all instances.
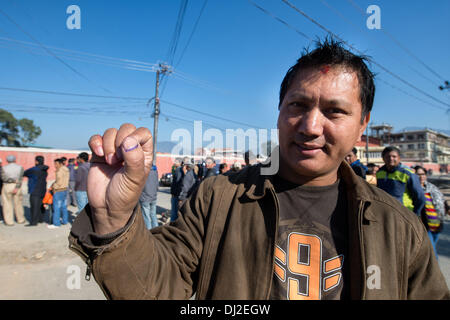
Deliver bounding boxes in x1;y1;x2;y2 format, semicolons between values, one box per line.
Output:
69;38;449;300
49;158;70;229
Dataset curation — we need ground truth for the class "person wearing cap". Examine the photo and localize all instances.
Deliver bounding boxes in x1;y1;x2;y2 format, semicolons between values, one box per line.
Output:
178;158;198;205
1;155;25;226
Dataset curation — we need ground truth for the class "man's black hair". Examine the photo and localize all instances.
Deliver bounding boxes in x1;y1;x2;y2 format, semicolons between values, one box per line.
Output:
382;146;401;158
78;152;89;162
279;37;375;121
352;147;358;156
35;155;44;165
54;158;64;165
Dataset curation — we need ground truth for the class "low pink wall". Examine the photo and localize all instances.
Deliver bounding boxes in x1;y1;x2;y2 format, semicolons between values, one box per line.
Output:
0;148;246;181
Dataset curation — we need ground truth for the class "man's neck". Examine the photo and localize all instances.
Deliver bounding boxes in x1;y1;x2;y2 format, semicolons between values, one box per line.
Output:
278;157;339;187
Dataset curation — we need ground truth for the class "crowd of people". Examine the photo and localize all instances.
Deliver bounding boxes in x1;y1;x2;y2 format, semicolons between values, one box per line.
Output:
345;145;449;259
0;152;91;229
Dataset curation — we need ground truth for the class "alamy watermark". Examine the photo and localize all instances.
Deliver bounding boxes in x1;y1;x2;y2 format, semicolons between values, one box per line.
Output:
66;5;81;30
366;5;381;30
170;121;280;175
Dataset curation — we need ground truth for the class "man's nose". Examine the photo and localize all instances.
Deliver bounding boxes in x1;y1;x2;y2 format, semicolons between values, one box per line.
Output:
298;108;324;137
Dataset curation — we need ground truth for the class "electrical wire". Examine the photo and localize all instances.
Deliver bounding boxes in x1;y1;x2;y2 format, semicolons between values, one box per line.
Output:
0;8;113;94
346;0;448;83
175;0;209;68
318;0;444;89
280;0;450;109
160;99;266;129
247;0;311;40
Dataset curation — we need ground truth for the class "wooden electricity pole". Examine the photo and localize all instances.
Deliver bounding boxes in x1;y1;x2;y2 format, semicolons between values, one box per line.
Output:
151;63;171;166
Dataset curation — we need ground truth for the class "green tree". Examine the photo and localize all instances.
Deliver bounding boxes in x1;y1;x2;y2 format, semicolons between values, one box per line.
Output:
18;118;42;146
0;109;41;147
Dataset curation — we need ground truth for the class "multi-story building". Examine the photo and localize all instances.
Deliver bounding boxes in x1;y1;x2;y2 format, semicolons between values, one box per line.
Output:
380;128;450;173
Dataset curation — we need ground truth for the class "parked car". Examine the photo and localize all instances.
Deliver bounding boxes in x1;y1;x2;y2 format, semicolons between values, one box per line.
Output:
160;172;173;186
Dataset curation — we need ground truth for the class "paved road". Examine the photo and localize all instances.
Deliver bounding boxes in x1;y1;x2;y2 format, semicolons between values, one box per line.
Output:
1;183;449;299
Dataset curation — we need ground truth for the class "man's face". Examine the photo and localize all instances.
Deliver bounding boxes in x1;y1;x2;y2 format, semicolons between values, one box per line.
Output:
277;66;370;185
383;151;400;169
54;162;61;170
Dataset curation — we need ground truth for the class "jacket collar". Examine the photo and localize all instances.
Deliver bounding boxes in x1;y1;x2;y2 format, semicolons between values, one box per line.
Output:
244;160;377;221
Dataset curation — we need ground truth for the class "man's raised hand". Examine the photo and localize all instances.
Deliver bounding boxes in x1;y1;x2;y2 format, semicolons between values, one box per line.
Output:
87;124;153;235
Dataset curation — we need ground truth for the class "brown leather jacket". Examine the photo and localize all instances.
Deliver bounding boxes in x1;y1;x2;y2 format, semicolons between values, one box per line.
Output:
68;161;450;300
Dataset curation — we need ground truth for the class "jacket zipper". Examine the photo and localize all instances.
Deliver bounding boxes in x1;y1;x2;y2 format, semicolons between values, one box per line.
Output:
266;188;279;299
69;242;93;281
357;200;367;300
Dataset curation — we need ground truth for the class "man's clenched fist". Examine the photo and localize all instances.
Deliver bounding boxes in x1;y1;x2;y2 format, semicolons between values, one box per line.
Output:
87;124;153;235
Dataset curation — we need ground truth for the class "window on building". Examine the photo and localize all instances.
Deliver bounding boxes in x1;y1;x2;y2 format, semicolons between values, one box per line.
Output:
408;144;415;150
407;135;414;140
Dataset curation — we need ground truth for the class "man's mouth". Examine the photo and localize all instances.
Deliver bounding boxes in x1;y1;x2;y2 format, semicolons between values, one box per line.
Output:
293;142;325;155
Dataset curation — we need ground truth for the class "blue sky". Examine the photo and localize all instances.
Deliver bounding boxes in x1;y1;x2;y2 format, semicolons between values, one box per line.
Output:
0;0;449;150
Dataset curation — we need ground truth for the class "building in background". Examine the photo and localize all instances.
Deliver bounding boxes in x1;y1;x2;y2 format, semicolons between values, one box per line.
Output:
377;127;449;174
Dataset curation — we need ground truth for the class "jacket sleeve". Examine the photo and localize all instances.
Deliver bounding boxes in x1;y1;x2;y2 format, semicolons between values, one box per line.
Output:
407;222;450;299
68;181;209;300
408;173;426;215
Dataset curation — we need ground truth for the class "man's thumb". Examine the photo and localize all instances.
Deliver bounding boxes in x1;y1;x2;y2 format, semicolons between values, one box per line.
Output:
121;136;147;182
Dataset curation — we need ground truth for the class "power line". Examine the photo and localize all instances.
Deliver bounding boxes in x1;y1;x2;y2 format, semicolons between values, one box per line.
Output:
0;8;113;94
346;0;448;83
280;0;450;109
0;86;148;101
160;99;267;129
166;0;189;66
160;0;189;98
0;36;158;68
247;0;311;40
318;0;444;89
175;0;208;68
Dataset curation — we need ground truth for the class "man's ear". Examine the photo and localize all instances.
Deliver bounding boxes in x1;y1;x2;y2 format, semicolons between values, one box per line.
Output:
357;112;371;142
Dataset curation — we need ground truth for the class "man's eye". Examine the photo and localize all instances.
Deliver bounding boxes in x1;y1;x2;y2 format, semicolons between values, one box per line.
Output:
326;108;346;115
289;102;307;108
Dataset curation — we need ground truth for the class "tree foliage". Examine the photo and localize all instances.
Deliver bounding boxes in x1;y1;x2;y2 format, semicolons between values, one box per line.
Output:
0;109;42;147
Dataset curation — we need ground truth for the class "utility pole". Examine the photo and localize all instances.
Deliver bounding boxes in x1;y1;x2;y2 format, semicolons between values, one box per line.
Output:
150;63;171;166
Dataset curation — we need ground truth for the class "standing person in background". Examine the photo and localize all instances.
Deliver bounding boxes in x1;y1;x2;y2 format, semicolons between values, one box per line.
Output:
48;158;70;229
170;158;183;222
61;157;67;166
66;158;78;207
377;146;426;216
178;159;198;206
23;156;48;226
75;152;90;212
414;166;446;260
365;163;378;185
344;147;367;179
204;157;217;179
219;163;229;175
1;155;25;226
139;165;159;229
